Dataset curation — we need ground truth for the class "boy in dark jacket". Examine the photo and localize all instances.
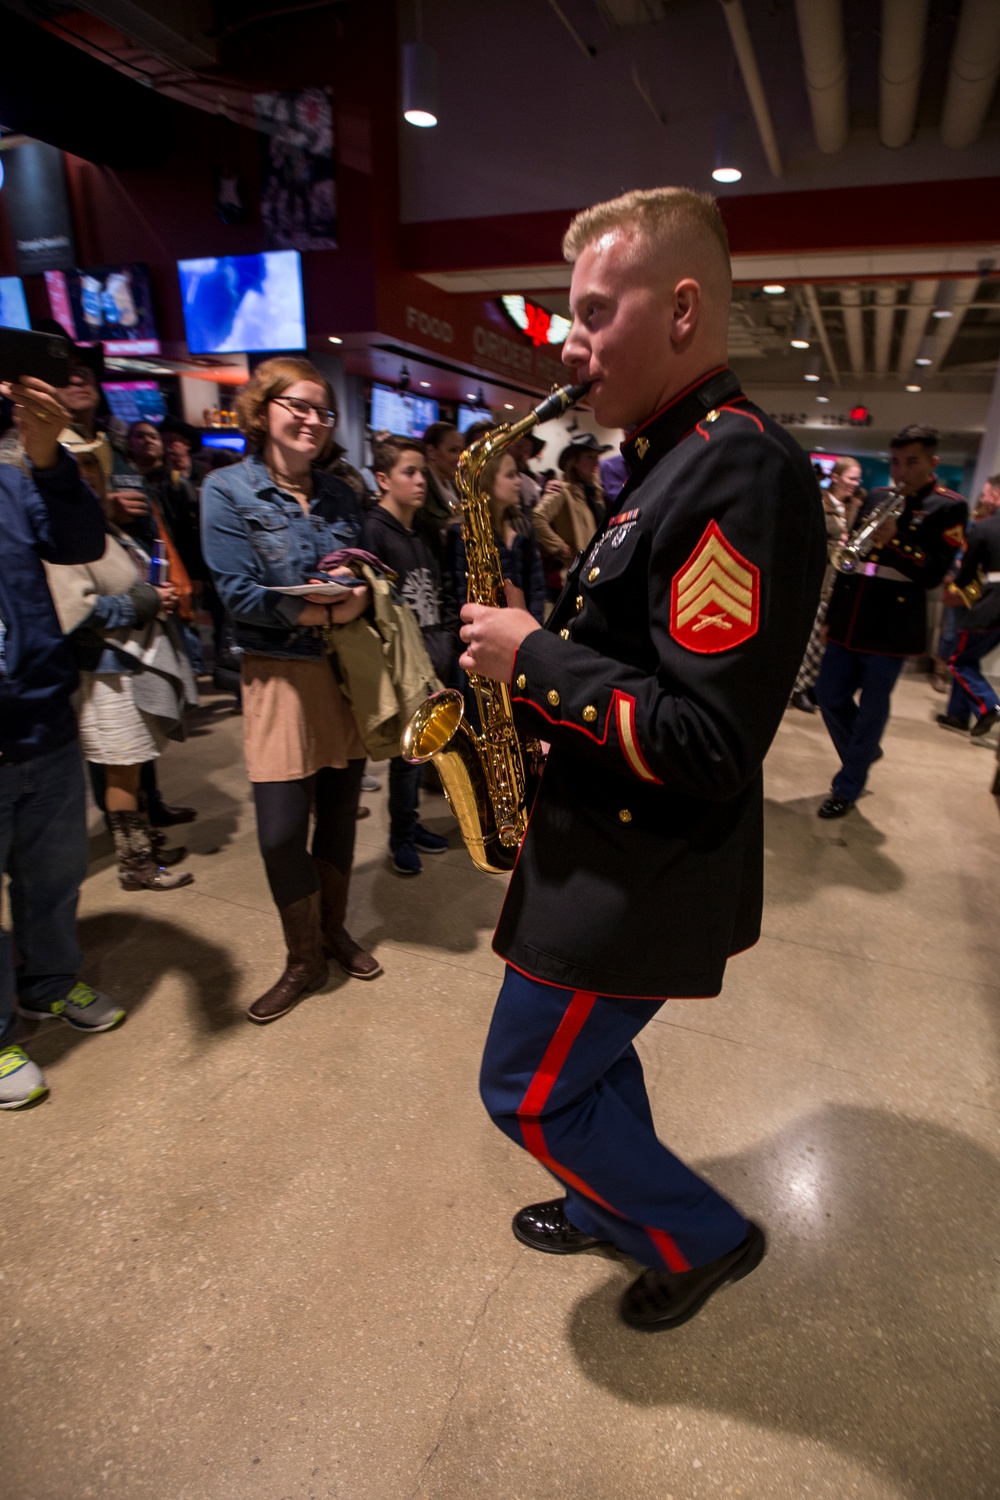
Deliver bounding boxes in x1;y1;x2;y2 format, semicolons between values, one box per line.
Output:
364;435;459;875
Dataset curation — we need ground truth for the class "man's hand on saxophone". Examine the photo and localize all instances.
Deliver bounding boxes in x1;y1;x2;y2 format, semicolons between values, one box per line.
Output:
459;579;540;681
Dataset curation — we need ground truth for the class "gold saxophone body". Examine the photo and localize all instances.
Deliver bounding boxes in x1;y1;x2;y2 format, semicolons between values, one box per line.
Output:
400;380;591;873
832;485;907;574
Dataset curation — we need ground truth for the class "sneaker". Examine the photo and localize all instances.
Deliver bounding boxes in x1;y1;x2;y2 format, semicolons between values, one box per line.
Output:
391;843;422;876
0;1044;48;1110
360;772;382;792
971;707;1000;739
413;824;449;854
17;981;125;1033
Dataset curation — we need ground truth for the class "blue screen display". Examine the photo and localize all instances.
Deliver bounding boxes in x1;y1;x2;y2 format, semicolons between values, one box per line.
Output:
202;432;247;453
177;251;305;355
458;403;493;433
0;277;31;330
369;383;439;438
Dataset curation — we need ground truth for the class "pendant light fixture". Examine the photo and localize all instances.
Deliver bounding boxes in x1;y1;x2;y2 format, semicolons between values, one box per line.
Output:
914;335;935;367
712;112;743;184
790;315;811;349
403;2;438;128
804;354;822;381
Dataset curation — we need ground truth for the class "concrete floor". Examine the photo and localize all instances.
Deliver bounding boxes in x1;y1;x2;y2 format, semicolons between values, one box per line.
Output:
3;677;999;1500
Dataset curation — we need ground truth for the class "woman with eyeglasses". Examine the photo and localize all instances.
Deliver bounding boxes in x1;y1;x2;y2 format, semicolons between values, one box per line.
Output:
201;357;382;1025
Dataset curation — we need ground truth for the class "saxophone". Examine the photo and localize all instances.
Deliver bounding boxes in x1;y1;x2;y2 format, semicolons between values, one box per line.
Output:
832;485;907;574
401;380;592;873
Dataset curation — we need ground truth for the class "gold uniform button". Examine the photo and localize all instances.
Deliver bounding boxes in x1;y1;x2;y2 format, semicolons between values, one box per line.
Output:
515;673;527;690
575;595;584;612
619;808;632;823
705;408;720;422
547;689;560;707
582;705;598;723
558;628;570;640
588;567;600;582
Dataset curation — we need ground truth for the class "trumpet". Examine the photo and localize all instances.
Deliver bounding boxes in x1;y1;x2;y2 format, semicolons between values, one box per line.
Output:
832;485;906;574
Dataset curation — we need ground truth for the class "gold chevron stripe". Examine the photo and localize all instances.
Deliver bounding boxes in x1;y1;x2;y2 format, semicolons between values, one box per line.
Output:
676;534;752;598
676;579;753;628
616;698;658;782
677;565;753;616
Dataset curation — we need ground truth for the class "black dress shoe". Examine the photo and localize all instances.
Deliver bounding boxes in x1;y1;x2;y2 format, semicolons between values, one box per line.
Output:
971;707;1000;739
937;713;969;733
620;1221;767;1331
817;795;853;819
149;802;197;827
512;1198;612;1255
789;691;815;714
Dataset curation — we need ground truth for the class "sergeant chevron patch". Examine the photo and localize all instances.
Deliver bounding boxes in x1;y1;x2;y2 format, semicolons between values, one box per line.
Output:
670;520;759;654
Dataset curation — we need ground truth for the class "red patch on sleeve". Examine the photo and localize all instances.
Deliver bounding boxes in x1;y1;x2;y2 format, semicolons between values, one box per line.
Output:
943;524;965;547
670;520;759;654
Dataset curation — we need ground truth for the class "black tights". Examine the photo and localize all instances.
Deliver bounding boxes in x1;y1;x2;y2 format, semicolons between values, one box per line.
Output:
252;760;365;910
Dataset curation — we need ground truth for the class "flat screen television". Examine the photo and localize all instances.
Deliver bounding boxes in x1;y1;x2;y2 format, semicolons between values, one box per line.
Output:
458;403;492;434
177;251;305;355
369;382;438;439
45;265;160;355
103;381;167;426
0;277;31;330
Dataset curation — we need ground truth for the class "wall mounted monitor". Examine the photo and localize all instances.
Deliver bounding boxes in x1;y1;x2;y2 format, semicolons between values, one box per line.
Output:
458;403;492;434
177;250;305;355
809;452;838;483
202;432;247;453
102;381;167;426
369;382;439;439
0;277;31;330
45;265;160;355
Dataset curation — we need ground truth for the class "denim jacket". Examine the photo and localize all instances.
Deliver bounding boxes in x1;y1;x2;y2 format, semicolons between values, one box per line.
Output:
200;453;364;660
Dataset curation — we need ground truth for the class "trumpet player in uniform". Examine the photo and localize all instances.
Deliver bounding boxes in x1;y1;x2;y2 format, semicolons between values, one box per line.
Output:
458;187;826;1331
815;425;967;819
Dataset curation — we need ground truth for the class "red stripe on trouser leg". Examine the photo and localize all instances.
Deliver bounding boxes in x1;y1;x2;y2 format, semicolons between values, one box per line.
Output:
516;988;692;1273
948;632;987;713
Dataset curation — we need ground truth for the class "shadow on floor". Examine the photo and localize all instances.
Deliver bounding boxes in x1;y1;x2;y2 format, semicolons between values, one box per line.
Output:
763;796;906;901
567;1103;999;1499
22;911;244;1069
358;845;506;958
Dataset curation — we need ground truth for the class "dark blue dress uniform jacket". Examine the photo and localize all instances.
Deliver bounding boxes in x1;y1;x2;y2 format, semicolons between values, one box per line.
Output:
492;367;827;999
824;481;967;656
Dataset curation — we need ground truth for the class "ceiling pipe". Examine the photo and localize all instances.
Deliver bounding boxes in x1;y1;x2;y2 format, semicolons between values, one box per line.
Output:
839;284;865;373
941;0;1000;148
793;0;849;153
873;284;898;375
879;0;930;147
926;279;979;370
802;283;840;386
896;279;939;375
717;0;783;177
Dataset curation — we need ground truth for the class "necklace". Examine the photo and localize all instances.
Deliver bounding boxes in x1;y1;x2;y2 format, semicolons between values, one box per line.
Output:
266;461;313;502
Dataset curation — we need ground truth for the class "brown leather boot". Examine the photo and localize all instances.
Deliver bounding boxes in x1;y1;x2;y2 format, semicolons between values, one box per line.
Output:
247;891;328;1024
315;858;383;980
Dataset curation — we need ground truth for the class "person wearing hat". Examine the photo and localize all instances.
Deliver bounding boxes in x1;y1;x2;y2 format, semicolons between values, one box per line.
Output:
0;327;114;483
532;431;611;596
508;431;545;515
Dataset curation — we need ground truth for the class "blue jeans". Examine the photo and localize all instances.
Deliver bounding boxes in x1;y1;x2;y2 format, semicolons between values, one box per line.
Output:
388;756;421;850
0;739;87;1041
816;642;905;802
947;627;1000;721
480;966;748;1270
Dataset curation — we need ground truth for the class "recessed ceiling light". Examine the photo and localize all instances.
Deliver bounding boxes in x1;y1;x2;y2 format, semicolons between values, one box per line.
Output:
328;335;342;344
816;394;830;403
503;403;514;409
712;167;741;184
763;283;785;295
419;380;430;387
905;382;921;392
466;393;476;400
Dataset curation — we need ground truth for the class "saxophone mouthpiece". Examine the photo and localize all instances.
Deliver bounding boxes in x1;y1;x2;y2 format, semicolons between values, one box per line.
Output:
531;380;593;427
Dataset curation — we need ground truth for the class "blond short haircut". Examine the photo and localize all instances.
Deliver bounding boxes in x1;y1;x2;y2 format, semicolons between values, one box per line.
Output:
563;187;731;291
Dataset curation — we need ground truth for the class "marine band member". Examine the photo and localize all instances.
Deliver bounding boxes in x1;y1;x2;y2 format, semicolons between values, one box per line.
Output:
458;187;826;1332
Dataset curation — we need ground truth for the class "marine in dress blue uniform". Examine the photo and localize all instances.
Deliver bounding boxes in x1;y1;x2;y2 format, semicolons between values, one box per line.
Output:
938;510;1000;736
816;431;967;816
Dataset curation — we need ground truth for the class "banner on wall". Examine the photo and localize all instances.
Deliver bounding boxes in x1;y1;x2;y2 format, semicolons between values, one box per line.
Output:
254;86;337;251
2;141;77;275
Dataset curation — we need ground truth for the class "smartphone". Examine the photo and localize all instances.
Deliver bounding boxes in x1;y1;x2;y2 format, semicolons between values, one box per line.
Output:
0;326;73;388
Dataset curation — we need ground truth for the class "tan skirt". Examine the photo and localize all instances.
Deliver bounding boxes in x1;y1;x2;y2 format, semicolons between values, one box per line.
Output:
241;655;366;783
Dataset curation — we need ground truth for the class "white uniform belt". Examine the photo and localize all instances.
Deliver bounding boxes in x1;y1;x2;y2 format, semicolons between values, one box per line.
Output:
985;571;1000;583
859;562;910;583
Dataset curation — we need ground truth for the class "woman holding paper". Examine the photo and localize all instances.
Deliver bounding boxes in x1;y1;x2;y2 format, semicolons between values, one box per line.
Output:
201;357;382;1023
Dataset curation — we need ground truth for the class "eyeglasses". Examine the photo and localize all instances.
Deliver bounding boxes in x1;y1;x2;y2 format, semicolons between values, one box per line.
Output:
271;395;337;428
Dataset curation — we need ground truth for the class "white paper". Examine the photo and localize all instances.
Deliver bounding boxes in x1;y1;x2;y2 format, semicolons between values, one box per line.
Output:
270;581;360;599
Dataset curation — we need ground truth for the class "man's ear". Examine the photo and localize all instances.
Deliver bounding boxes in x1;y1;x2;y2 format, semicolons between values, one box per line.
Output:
374;469;389;494
671;278;701;351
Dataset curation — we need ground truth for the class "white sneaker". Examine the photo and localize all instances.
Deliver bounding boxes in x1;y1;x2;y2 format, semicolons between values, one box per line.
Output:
0;1044;48;1109
361;773;381;792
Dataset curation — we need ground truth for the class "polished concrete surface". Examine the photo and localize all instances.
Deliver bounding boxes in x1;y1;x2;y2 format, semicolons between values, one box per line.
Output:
3;677;999;1500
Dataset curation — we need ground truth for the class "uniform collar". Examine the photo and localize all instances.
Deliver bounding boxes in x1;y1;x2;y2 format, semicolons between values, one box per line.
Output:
620;367;743;479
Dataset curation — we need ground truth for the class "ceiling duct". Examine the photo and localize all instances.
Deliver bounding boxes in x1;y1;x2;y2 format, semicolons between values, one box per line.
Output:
838;284;865;373
70;0;217;70
793;0;849;153
879;0;930;148
873;284;898;375
717;0;783;177
941;0;1000;148
926;279;979;369
802;283;841;386
896;280;939;375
